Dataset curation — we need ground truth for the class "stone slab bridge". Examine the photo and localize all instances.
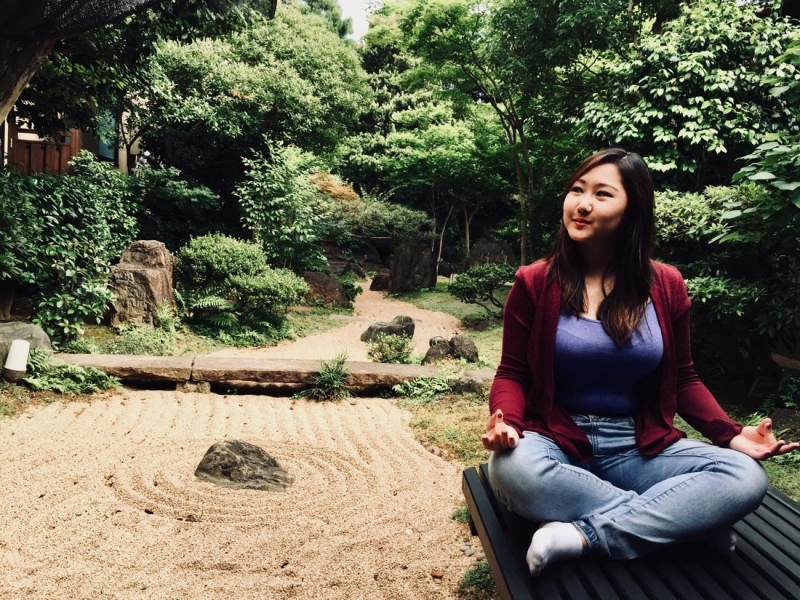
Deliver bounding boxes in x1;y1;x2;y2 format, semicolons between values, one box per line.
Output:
55;354;496;395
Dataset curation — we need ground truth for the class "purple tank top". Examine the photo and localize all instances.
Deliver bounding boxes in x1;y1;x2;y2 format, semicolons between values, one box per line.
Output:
554;302;663;416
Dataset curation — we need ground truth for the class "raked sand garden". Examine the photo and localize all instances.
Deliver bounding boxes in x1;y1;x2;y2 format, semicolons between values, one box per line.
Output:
0;286;486;599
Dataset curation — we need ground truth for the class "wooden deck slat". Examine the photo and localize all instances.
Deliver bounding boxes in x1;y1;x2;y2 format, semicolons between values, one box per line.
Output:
462;468;533;600
573;561;621;599
464;463;800;599
650;561;707;600
726;533;800;599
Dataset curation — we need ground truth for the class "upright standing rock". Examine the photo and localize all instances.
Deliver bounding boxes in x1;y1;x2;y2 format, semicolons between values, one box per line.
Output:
467;238;515;269
108;241;175;327
388;240;437;294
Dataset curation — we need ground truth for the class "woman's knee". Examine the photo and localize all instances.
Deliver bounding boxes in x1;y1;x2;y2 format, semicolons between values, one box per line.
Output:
719;450;769;511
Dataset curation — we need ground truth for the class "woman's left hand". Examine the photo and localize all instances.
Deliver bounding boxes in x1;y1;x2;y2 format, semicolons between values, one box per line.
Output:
729;418;800;460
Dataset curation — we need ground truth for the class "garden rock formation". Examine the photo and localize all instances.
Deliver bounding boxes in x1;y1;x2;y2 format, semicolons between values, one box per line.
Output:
108;240;175;327
450;334;480;363
421;334;480;364
353;241;385;272
302;271;349;307
422;338;451;365
321;241;366;277
194;439;293;492
467;238;515;269
369;269;390;291
360;315;415;342
0;322;51;365
388;240;436;294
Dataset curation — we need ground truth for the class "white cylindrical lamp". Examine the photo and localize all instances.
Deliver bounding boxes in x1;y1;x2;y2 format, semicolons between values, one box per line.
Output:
3;339;30;382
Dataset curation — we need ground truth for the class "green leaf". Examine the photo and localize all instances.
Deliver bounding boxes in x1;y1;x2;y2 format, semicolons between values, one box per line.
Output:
748;172;776;180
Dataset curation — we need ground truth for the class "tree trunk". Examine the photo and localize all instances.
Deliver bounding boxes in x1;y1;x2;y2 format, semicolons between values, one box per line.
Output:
511;149;529;266
0;37;55;124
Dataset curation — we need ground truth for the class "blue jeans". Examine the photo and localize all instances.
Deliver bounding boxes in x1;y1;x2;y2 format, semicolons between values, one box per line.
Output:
488;414;769;560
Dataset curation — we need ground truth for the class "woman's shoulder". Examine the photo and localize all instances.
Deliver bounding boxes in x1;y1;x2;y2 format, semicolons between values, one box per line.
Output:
516;259;550;278
651;260;685;285
514;259;551;286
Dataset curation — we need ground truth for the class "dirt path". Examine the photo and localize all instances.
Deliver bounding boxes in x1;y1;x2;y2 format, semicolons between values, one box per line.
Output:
206;281;463;361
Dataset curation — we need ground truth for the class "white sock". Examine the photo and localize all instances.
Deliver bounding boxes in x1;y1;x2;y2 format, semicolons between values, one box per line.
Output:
526;521;586;576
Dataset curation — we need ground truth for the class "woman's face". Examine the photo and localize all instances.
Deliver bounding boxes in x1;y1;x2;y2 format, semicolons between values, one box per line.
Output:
562;163;628;248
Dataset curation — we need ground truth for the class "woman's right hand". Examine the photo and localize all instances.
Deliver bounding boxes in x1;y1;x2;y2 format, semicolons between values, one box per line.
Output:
481;409;520;452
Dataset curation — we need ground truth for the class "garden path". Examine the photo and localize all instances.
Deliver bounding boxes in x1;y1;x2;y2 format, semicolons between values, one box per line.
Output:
205;281;463;361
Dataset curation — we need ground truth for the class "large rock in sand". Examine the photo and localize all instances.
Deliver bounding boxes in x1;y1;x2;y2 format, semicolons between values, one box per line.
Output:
195;440;293;492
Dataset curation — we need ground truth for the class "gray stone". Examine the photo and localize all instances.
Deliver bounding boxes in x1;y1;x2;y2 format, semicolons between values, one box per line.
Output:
422;340;451;365
0;322;51;366
449;335;479;363
467;238;515;269
108;241;175;327
54;353;192;382
321;241;366;277
302;271;349;308
369;269;390;292
360;315;415;342
195;440;293;492
353;242;384;272
388;240;437;294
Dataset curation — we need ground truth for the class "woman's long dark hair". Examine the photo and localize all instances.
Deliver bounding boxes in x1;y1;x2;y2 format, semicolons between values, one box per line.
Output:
547;148;655;347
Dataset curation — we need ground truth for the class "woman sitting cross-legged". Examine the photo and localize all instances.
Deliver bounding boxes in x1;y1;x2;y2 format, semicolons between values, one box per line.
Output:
483;147;799;576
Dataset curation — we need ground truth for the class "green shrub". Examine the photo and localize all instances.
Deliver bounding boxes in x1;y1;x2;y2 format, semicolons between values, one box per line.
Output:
304;353;350;401
0;152;139;342
317;192;433;247
448;263;516;317
228;270;309;315
337;278;363;306
367;333;415;364
61;337;101;354
175;234;308;339
176;234;268;290
105;325;178;356
392;376;451;399
24;347;119;394
235;143;325;271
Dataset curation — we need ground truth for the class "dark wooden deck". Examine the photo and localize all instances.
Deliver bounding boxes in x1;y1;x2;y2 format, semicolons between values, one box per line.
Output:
463;463;800;599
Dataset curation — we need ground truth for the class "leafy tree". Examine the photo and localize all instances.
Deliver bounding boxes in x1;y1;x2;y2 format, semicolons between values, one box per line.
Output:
15;0;276;138
234;144;325;270
449;263;515;316
136;5;371;192
583;0;797;190
398;0;649;262
736;35;800;210
299;0;353;38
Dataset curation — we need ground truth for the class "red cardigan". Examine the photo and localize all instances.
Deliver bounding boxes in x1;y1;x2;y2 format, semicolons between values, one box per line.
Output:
489;260;743;462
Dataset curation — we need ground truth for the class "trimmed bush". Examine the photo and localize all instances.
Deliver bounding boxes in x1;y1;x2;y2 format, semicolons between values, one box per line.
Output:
366;333;415;364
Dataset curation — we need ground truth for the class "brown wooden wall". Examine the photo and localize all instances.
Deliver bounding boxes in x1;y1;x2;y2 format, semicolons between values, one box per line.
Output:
5;120;97;176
